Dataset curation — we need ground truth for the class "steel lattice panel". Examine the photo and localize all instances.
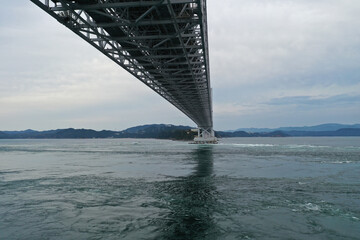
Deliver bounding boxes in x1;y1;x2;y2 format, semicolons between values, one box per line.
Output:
31;0;213;129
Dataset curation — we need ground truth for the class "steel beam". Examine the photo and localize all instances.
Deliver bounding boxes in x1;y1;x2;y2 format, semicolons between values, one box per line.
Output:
31;0;215;140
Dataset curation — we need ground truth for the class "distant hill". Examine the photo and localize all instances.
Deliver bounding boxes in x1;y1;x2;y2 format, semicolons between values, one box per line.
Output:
123;124;190;134
2;129;60;139
117;124;195;139
285;128;360;136
0;124;288;139
0;124;196;140
3;129;37;135
216;130;289;138
234;123;360;133
52;129;116;138
1;124;360;139
0;131;9;138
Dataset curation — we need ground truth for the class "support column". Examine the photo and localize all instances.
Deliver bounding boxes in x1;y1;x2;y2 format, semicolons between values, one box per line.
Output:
194;126;217;144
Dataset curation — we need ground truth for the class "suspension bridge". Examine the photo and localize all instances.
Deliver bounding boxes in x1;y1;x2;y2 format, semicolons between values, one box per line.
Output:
31;0;216;143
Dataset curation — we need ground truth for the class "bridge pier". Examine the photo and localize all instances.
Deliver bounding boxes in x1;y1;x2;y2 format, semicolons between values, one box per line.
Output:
193;127;218;144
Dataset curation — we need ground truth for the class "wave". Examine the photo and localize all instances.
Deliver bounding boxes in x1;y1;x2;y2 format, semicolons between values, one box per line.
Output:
226;143;276;147
328;161;354;164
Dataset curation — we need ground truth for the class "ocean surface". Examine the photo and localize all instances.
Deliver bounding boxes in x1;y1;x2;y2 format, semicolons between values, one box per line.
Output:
0;137;359;240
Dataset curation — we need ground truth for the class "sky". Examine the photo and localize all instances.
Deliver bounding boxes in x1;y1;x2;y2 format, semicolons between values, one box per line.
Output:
0;0;359;131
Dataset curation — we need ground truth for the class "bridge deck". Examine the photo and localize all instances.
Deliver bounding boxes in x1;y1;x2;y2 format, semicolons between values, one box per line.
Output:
31;0;214;132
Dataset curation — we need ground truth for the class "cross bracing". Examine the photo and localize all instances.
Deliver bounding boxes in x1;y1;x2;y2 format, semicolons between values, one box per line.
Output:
31;0;214;130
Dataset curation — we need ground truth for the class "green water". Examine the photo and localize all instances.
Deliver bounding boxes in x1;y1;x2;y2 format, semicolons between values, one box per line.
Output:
0;137;359;239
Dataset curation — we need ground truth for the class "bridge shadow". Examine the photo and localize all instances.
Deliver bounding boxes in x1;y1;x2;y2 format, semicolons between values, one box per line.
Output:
155;145;219;240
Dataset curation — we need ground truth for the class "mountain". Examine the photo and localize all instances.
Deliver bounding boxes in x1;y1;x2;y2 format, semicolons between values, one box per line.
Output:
0;125;288;139
3;129;37;135
0;125;196;140
52;129;116;138
122;124;192;135
233;123;360;133
285;128;360;136
216;130;289;138
1;124;360;139
117;124;195;139
0;131;9;138
277;124;360;132
2;129;60;138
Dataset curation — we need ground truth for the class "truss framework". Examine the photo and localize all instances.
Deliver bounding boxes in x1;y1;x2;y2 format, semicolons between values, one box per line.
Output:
31;0;214;130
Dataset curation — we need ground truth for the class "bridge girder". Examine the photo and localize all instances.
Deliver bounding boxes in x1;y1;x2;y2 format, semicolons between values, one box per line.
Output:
31;0;214;133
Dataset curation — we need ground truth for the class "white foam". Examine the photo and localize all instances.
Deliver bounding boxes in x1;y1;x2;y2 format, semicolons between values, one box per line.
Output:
232;143;276;147
287;144;330;149
331;161;353;164
303;203;321;211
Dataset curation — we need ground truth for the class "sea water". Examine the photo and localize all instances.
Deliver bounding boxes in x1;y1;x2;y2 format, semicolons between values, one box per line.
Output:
0;137;359;239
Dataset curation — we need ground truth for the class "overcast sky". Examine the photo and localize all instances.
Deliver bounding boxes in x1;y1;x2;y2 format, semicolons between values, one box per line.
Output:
0;0;359;131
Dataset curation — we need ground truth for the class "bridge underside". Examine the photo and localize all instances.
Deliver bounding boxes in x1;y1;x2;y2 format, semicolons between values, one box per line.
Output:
32;0;215;139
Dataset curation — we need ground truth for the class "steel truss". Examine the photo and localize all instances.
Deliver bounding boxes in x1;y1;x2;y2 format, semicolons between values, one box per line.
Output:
31;0;215;137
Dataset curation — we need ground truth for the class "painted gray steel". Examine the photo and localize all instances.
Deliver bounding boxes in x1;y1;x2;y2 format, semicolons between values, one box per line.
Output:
31;0;213;129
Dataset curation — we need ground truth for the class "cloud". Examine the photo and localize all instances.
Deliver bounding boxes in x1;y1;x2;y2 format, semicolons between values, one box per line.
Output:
207;0;360;129
268;94;360;106
0;1;359;130
209;0;360;87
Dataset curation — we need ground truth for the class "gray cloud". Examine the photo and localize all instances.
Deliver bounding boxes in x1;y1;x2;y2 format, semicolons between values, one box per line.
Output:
268;94;360;106
0;1;359;130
